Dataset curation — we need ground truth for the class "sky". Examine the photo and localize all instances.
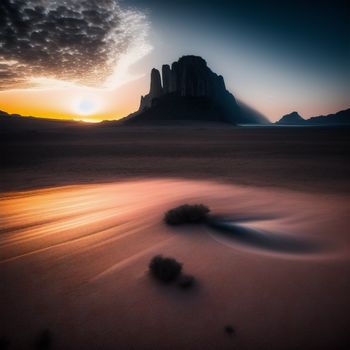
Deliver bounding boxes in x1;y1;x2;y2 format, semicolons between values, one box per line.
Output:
0;0;348;122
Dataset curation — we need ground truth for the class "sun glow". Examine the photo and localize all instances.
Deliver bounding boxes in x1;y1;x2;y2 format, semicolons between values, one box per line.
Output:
73;95;103;116
0;0;152;122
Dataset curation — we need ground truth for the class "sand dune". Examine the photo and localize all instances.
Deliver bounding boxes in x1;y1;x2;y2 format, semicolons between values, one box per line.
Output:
1;178;349;349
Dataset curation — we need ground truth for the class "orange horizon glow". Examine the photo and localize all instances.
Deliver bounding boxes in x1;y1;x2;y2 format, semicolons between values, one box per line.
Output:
0;76;148;122
0;85;347;123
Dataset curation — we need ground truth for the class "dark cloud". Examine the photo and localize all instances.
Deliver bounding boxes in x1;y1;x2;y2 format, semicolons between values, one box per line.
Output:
0;0;149;89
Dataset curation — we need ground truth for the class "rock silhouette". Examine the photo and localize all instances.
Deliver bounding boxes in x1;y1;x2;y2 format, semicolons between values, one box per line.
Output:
307;108;350;125
162;64;171;94
276;111;305;125
276;108;350;125
122;55;269;125
149;68;163;99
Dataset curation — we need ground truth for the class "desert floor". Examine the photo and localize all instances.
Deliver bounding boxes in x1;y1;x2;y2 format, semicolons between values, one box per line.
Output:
1;125;350;193
1;126;350;349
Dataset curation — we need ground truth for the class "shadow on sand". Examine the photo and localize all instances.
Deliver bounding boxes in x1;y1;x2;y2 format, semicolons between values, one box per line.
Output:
207;216;320;254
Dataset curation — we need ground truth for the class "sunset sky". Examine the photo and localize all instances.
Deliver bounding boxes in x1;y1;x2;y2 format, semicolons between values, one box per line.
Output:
0;0;348;122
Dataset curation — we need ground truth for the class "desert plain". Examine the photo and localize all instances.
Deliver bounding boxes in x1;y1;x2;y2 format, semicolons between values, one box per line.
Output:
1;125;350;349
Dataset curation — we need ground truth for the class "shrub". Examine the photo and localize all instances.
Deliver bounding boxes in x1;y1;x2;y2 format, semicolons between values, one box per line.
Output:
164;204;210;225
149;255;182;283
177;274;195;289
224;325;235;336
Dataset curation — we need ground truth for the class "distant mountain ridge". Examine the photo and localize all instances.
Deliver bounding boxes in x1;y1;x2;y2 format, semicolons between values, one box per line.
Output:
120;55;269;125
276;111;304;125
276;108;350;125
0;110;84;131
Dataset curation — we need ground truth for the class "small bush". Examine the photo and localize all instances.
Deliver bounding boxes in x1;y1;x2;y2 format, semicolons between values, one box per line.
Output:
164;204;210;225
224;325;235;336
149;255;182;283
177;274;195;289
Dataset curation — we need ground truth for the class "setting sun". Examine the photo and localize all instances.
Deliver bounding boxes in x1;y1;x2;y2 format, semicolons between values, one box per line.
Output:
73;96;101;116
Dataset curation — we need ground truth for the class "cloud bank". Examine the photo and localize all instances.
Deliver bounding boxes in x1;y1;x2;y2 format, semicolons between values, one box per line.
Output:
0;0;151;90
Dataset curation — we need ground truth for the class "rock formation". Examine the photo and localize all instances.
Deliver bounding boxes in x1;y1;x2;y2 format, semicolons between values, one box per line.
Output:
275;108;350;125
306;108;350;125
149;68;163;99
139;56;234;108
276;111;305;125
122;55;269;125
162;64;171;94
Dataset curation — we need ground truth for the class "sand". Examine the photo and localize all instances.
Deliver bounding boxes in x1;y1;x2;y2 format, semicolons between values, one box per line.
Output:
1;178;349;350
1;126;350;194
